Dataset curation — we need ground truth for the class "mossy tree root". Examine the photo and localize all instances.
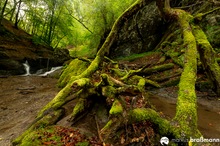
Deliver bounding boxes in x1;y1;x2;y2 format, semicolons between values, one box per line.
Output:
13;78;93;145
100;107;181;144
121;63;175;80
192;25;220;96
171;9;201;138
128;108;175;136
68;88;96;122
13;109;64;145
156;0;202;141
138;63;174;75
14;1;156;142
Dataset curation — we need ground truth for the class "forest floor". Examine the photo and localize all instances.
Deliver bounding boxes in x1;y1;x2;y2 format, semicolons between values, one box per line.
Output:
0;76;59;146
0;73;220;145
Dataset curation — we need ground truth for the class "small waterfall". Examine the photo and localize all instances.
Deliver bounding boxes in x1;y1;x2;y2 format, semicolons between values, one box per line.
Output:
22;60;31;76
39;66;62;76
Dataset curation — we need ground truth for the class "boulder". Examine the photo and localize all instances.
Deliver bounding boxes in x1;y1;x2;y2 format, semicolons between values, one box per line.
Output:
0;59;25;75
109;1;165;58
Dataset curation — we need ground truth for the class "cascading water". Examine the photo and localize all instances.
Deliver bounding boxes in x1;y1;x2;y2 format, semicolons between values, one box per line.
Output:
22;60;31;76
39;66;62;76
22;60;62;76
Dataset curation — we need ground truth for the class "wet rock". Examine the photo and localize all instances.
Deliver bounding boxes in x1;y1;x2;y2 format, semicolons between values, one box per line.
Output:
0;59;25;75
0;19;71;75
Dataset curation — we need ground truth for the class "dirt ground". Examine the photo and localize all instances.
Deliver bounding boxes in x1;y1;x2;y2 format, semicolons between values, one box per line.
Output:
0;76;59;146
0;76;220;146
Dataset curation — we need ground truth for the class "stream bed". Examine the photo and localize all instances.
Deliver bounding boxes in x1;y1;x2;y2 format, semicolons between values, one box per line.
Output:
150;87;220;139
0;77;219;146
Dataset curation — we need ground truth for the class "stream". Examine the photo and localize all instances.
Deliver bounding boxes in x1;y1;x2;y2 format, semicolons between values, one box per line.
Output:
149;87;220;139
0;76;219;146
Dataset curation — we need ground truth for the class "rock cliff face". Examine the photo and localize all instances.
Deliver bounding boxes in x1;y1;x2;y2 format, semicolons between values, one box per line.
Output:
0;19;70;75
109;1;165;58
109;1;220;59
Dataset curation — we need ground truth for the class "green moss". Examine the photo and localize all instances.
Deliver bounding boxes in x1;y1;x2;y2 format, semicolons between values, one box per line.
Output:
109;99;123;115
102;120;113;131
102;86;117;98
37;83;73;118
110;68;126;77
59;59;89;87
129;108;172;135
192;25;220;95
76;142;89;146
166;49;180;57
173;9;200;138
70;98;86;119
101;73;114;86
20;130;42;146
120;68;142;81
137;78;145;91
21;127;62;146
142;63;174;74
14;110;63;145
80;55;101;78
162;77;180;87
73;78;91;88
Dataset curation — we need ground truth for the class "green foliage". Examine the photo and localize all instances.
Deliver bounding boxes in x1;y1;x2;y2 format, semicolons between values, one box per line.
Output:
32;35;44;45
69;45;96;58
2;0;136;56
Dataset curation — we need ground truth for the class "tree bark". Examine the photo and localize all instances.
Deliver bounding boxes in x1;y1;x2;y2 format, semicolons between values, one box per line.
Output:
156;0;201;139
14;0;22;28
0;0;8;23
192;25;220;96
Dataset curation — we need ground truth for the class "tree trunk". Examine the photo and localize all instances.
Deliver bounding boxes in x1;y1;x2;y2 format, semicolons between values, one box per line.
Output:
156;0;220;140
0;0;8;23
14;0;22;28
9;0;17;21
193;25;220;96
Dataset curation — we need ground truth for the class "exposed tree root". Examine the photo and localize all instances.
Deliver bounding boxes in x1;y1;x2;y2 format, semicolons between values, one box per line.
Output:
13;109;64;145
13;0;220;145
192;25;220;96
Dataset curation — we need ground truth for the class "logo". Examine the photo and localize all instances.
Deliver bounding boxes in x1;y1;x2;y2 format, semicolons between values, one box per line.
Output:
160;137;169;145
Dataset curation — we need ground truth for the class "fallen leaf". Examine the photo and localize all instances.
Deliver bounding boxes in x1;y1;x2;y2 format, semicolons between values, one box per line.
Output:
43;141;52;145
70;133;74;137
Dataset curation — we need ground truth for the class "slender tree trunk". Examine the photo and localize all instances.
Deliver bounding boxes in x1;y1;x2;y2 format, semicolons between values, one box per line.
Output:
14;0;22;28
9;0;17;21
0;0;8;23
47;10;54;45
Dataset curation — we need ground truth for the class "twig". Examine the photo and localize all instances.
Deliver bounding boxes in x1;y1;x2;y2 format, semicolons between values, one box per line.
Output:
95;115;106;146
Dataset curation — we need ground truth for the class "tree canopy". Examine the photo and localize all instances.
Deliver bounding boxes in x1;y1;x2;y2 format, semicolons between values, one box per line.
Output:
0;0;135;50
